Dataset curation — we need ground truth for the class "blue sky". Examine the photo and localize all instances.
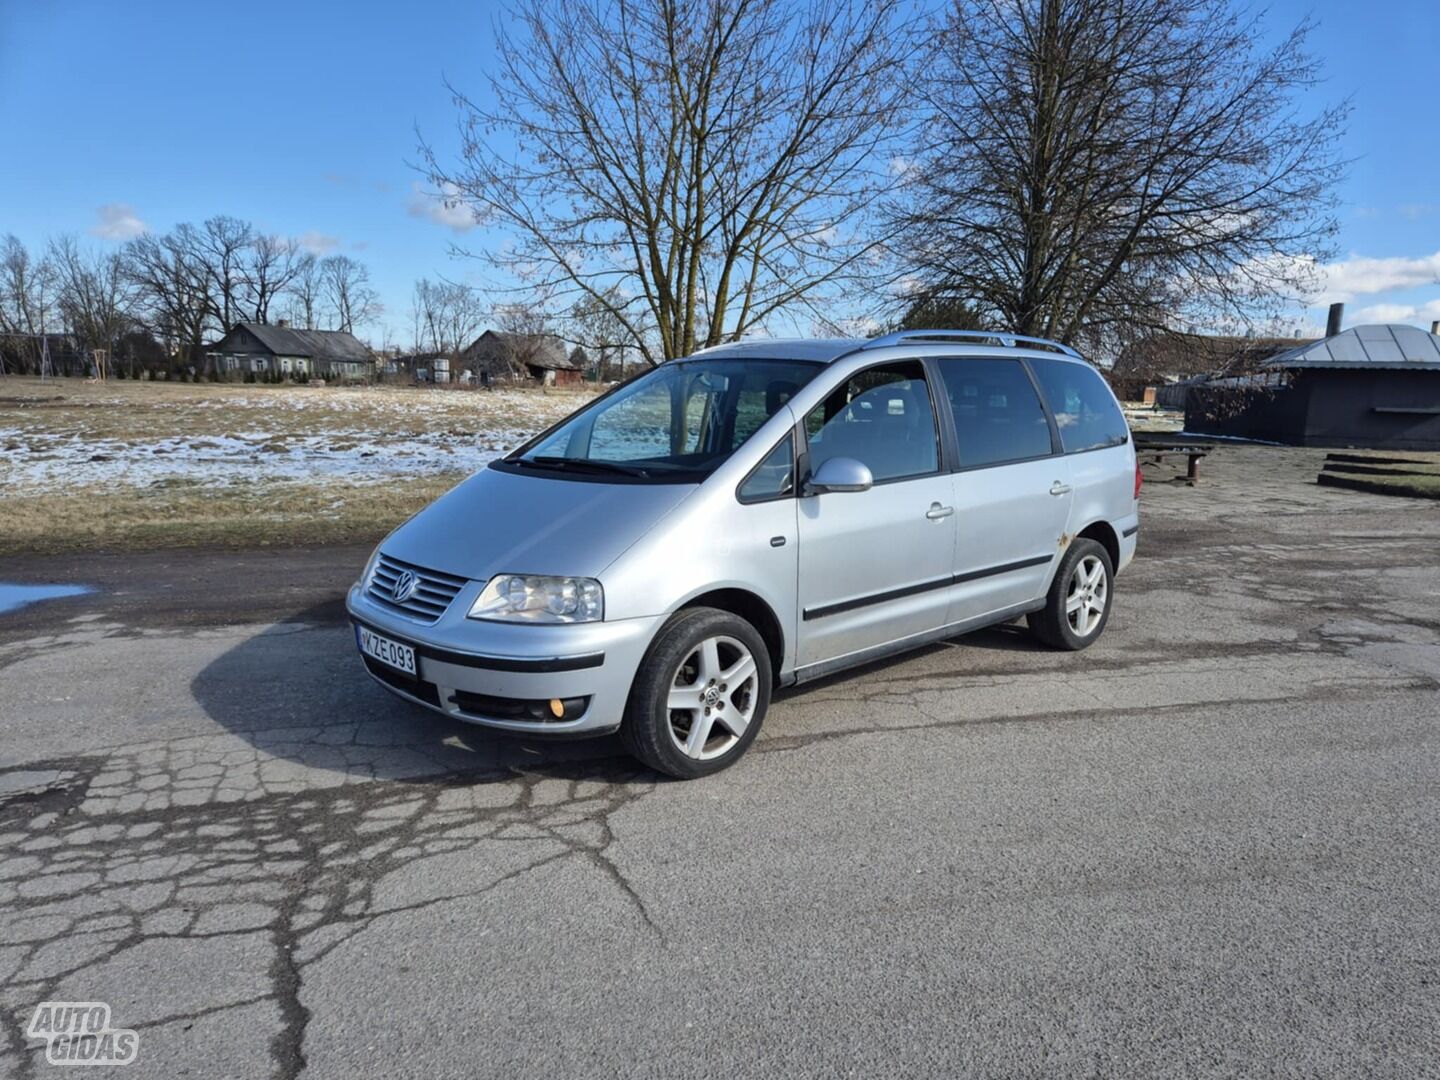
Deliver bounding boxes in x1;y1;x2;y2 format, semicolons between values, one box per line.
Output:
2;0;1438;344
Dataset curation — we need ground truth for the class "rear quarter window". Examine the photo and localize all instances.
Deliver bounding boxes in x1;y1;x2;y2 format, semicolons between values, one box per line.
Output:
1030;358;1129;453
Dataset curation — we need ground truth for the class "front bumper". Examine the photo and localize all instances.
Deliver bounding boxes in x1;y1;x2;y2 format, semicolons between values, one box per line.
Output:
346;583;661;736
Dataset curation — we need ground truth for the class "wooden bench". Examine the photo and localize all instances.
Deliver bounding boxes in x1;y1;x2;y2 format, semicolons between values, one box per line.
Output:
1133;438;1214;485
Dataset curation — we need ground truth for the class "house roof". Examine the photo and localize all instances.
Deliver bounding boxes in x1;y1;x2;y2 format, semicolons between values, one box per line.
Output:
465;331;574;370
1263;324;1440;372
223;322;376;363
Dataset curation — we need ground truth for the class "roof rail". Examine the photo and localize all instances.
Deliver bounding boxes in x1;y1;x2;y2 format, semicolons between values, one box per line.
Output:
685;331;778;357
862;329;1083;359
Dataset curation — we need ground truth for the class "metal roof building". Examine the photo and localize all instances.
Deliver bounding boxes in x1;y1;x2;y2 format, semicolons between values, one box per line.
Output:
1263;324;1440;372
1186;324;1440;450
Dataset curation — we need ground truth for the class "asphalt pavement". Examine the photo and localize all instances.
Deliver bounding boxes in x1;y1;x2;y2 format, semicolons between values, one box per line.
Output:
1;445;1437;1078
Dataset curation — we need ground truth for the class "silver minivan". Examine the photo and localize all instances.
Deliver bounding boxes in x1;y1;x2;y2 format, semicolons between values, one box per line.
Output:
347;331;1140;778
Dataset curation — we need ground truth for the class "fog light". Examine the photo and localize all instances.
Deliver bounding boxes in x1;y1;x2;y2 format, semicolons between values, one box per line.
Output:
548;698;565;719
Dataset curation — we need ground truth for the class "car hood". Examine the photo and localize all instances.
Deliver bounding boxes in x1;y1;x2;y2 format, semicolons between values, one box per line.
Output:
380;464;699;581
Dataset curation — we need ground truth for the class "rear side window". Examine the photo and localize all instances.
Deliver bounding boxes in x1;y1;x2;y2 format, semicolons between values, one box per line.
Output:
1029;358;1129;453
934;358;1054;467
804;361;940;482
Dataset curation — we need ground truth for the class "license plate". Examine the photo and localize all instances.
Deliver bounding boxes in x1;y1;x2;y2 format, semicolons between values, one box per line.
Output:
357;626;416;676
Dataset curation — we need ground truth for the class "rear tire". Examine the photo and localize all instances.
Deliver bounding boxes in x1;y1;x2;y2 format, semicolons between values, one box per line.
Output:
621;607;772;779
1027;538;1114;651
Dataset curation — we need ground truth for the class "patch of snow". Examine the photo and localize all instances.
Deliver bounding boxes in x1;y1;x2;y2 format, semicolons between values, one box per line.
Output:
0;428;538;493
0;385;593;495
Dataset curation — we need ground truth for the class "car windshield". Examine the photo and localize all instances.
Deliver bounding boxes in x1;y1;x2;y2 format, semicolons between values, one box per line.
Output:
511;358;822;480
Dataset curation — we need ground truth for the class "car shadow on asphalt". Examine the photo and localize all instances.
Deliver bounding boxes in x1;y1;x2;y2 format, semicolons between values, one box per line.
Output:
191;603;1054;785
189;602;651;786
952;622;1052;652
768;623;1048;700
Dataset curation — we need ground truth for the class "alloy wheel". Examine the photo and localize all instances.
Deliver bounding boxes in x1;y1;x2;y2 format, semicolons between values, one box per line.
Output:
1066;554;1108;637
666;635;759;760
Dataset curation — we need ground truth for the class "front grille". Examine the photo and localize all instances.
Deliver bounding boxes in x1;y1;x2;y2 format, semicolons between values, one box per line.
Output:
365;553;467;623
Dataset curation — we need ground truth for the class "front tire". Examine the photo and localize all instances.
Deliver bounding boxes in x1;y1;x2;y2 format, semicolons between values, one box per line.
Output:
621;607;772;779
1027;538;1114;650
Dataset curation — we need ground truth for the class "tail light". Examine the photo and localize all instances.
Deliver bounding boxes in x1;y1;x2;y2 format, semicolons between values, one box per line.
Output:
1134;461;1143;499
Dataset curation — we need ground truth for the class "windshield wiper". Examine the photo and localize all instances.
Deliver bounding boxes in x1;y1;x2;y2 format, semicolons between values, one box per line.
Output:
523;455;651;478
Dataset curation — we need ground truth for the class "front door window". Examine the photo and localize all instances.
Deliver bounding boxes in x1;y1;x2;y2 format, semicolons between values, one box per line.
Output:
803;361;940;482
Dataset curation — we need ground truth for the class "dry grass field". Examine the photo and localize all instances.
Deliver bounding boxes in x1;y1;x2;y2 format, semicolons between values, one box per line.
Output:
0;377;597;555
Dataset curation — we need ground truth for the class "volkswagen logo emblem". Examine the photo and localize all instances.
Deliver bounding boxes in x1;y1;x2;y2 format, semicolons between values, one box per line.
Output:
390;570;419;604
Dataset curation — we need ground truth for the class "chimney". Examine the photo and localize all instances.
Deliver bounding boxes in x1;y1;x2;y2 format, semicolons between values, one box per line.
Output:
276;318;289;329
1325;302;1344;337
1431;320;1439;336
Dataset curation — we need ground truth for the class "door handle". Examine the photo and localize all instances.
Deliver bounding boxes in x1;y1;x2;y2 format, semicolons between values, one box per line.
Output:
926;503;955;521
1049;482;1072;496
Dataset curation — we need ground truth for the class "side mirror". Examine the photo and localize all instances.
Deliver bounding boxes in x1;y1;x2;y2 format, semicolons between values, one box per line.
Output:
805;456;874;495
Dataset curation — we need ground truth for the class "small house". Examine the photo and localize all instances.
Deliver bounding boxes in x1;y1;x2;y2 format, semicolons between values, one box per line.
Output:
209;322;377;380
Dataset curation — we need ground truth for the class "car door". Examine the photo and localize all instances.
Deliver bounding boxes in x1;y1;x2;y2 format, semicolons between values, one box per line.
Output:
796;360;958;668
930;356;1074;622
1028;356;1137;540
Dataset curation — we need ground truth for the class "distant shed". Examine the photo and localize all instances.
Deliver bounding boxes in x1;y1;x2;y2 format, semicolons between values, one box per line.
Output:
1185;324;1440;449
460;331;585;386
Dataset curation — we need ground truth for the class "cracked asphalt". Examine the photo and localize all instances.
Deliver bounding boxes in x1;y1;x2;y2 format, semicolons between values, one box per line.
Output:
1;445;1438;1078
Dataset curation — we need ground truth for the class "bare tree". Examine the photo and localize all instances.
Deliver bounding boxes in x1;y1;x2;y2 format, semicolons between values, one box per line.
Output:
569;287;631;380
243;236;311;323
890;292;987;333
284;257;326;329
425;0;916;363
319;255;382;334
888;0;1348;350
49;236;135;370
199;216;255;331
411;277;486;353
0;235;58;374
123;225;214;365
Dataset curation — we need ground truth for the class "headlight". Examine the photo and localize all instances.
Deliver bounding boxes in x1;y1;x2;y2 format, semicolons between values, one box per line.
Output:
468;575;604;624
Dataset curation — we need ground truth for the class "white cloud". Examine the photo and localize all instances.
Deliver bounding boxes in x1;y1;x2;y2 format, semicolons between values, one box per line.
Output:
1351;299;1440;326
90;203;147;240
297;231;340;255
1312;251;1440;304
407;182;477;233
